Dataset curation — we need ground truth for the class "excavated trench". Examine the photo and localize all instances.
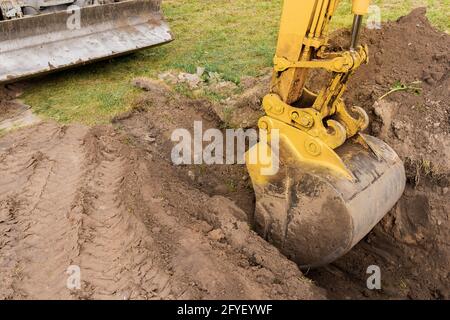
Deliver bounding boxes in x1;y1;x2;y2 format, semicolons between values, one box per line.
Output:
0;9;448;299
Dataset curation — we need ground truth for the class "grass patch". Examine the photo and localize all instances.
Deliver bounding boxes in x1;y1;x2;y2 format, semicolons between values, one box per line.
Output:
21;0;449;125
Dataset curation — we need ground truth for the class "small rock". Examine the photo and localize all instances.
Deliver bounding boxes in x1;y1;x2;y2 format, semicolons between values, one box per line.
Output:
431;71;444;82
132;77;169;93
392;121;407;141
197;221;214;233
433;123;440;128
196;66;206;77
187;170;195;181
144;134;156;143
374;52;383;66
375;75;384;85
157;72;178;84
208;229;225;241
433;53;447;62
425;77;436;86
242;175;249;181
443;187;449;195
178;72;203;88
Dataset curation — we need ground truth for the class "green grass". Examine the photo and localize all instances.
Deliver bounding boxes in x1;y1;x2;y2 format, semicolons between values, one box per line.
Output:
22;0;449;125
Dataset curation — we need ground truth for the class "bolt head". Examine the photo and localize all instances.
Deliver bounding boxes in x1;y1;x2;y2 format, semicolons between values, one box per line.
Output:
259;121;268;130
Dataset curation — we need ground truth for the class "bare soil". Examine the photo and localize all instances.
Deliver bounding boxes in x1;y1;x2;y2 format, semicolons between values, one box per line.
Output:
0;8;448;300
0;109;322;300
307;8;449;300
0;84;24;121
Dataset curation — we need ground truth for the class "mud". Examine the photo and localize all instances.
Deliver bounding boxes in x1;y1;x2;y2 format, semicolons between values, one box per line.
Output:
0;8;448;300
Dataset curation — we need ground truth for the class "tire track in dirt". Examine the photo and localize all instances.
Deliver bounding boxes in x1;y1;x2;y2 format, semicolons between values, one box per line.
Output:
0;123;88;299
71;131;174;299
0;122;323;300
0;124;176;299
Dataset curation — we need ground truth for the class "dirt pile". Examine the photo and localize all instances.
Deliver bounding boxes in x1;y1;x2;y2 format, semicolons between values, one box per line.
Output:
193;8;450;299
331;8;449;169
304;8;449;299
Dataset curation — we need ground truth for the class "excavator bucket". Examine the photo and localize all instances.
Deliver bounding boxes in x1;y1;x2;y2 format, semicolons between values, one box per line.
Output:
247;132;406;269
0;0;172;83
244;0;406;268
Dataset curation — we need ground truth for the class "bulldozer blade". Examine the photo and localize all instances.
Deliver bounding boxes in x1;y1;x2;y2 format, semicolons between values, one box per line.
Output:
247;134;406;269
0;0;172;83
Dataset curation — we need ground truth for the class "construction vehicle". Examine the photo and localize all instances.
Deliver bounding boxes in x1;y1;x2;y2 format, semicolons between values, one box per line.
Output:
0;0;172;82
246;0;406;268
1;0;405;269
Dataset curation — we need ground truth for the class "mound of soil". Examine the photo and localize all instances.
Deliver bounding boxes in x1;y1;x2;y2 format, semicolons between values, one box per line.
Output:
306;8;449;300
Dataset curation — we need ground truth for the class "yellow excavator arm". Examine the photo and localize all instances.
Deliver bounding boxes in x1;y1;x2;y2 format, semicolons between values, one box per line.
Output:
246;0;406;268
268;0;372;153
273;0;369;103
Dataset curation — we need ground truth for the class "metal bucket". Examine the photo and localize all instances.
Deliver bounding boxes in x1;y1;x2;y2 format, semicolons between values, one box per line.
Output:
0;0;172;82
247;134;406;268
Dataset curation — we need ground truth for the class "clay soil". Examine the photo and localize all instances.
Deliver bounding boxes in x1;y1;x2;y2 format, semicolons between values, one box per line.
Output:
0;9;448;299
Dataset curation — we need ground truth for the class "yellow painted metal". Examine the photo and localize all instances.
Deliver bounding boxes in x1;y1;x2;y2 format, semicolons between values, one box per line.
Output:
274;53;354;73
244;0;407;267
262;94;348;149
247;132;406;268
262;0;372;158
352;0;370;15
271;0;327;104
246;117;354;184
